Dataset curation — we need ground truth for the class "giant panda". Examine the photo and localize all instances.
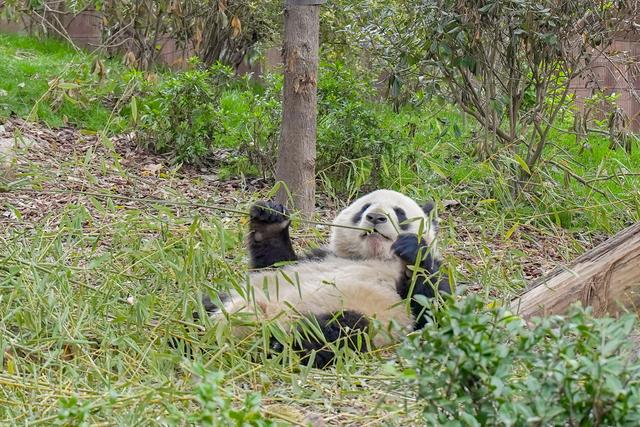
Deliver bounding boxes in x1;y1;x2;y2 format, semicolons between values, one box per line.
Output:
205;189;450;368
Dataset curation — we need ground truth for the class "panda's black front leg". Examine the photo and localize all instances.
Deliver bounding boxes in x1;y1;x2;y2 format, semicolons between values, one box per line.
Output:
248;201;298;269
392;234;450;329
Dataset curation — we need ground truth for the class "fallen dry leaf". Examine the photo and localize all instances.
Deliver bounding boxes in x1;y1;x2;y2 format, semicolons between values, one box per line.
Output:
141;163;164;176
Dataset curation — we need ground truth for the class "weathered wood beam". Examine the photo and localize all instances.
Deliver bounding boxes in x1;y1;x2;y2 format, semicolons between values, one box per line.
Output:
511;222;640;319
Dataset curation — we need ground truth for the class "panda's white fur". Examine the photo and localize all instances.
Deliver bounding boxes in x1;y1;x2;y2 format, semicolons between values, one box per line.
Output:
211;189;440;348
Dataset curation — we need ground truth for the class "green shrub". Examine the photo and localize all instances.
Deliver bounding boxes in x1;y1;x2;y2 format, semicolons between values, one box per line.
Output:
134;59;469;193
137;62;231;162
137;61;280;167
316;62;473;195
397;296;640;426
316;61;390;192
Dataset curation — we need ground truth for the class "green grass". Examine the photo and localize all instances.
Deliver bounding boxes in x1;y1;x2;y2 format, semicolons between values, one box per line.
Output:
2;161;638;423
2;133;634;423
0;32;130;131
405;114;640;234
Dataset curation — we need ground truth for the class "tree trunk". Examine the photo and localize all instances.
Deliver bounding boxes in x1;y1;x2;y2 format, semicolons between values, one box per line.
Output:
511;222;640;319
275;1;320;218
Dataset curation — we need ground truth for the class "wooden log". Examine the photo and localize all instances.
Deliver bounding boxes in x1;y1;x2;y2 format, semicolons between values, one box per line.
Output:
511;222;640;319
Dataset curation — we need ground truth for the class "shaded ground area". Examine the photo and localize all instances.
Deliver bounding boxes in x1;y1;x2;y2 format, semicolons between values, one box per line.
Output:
1;117;608;297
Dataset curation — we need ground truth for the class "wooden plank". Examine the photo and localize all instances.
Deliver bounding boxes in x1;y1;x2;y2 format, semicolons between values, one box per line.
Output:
511;223;640;319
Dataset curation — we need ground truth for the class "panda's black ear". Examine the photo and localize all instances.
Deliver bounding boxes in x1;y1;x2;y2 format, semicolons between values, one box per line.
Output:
422;201;436;216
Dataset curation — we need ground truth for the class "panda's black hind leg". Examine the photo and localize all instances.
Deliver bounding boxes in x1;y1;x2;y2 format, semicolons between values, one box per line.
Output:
168;293;228;358
192;292;228;320
287;310;370;369
392;234;450;329
248;200;298;269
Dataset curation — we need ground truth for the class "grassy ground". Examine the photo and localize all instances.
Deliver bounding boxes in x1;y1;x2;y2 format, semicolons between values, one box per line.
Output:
0;32;129;131
1;121;632;425
1;33;640;424
3;119;637;425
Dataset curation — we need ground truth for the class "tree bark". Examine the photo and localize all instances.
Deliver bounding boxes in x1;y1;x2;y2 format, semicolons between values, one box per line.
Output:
275;1;319;218
511;222;640;319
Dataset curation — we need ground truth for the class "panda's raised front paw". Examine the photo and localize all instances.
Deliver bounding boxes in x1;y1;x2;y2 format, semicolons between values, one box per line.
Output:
250;200;290;225
392;234;429;265
250;201;291;241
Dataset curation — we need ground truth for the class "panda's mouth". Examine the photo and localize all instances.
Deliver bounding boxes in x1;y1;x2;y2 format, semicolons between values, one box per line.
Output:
362;229;391;241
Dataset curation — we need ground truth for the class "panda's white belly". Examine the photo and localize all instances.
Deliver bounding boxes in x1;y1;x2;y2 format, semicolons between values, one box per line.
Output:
217;256;414;346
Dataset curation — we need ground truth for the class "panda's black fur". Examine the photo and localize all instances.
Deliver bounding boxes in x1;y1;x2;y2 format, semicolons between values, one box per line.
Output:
206;189;450;368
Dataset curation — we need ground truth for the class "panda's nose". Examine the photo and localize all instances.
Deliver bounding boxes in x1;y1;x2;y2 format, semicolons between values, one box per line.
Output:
365;212;387;225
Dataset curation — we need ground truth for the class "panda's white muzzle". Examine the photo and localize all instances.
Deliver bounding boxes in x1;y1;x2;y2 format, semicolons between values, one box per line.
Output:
362;229;392;241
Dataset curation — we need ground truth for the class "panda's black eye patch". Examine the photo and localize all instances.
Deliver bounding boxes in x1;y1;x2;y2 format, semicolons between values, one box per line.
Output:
352;203;372;224
394;207;409;230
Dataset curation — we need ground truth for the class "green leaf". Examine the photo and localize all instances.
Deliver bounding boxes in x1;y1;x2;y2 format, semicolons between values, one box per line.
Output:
57;81;81;90
513;154;531;175
428;162;448;180
459;412;480;427
491;376;505;397
478;2;495;13
88;196;106;215
402;368;417;379
504;222;519;240
87;254;110;270
130;95;138;124
477;199;497;205
414;294;430;308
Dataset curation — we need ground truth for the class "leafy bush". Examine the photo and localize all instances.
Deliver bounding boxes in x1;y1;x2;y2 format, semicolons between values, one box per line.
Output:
134;58;475;194
316;62;390;192
137;65;218;161
136;61;280;167
397;296;640;426
136;60;398;181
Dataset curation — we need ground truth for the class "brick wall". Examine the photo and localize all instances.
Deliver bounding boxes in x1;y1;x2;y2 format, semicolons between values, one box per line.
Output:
569;36;640;132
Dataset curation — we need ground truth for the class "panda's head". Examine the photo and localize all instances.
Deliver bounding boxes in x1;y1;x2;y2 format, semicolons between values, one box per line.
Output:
329;190;439;260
